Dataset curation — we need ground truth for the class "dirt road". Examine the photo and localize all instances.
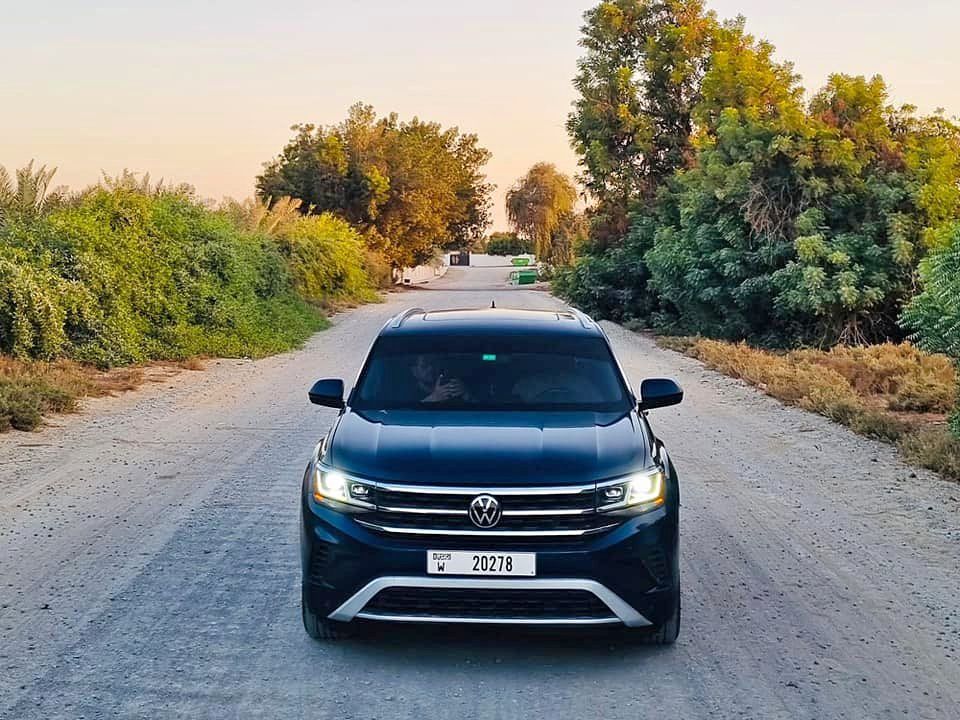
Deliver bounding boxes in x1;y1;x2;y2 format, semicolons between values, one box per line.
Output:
1;267;958;719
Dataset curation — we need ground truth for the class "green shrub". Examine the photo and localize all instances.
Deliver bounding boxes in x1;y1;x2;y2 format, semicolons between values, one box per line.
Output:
0;252;72;359
902;223;960;433
903;224;960;359
0;187;327;367
0;376;75;431
553;217;659;323
363;249;394;289
273;214;378;305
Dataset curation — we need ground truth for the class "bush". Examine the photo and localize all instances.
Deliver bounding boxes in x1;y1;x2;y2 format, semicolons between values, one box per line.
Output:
552;217;659;323
903;226;960;360
0;358;86;430
363;249;394;289
901;225;960;432
0;187;327;367
685;339;955;417
273;213;378;306
898;426;960;480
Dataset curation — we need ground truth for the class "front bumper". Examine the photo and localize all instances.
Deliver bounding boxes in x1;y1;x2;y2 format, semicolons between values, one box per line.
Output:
301;498;679;628
328;576;650;626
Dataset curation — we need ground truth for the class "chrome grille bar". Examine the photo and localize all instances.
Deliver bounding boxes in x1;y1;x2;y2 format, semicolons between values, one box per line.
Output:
374;481;596;496
355;519;619;538
377;506;594;517
378;506;467;516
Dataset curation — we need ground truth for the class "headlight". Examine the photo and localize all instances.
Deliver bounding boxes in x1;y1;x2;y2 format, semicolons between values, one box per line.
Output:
597;468;665;513
313;465;375;509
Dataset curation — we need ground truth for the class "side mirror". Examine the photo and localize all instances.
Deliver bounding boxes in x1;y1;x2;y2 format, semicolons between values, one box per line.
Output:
308;378;345;409
638;377;683;411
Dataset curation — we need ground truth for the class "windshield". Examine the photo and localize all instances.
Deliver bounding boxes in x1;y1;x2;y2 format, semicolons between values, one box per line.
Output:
352;334;632;411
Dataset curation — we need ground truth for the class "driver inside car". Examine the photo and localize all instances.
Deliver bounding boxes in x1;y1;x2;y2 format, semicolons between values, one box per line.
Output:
410;354;471;403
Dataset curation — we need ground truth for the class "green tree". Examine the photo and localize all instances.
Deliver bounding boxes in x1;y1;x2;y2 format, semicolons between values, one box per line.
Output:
484;232;532;256
567;0;717;243
257;104;493;269
903;223;960;361
561;6;960;347
505;163;578;265
642;21;808;338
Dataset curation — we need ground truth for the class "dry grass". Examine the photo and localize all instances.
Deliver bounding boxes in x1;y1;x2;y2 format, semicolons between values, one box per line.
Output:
898;427;960;480
789;344;955;413
0;356;202;432
658;337;960;481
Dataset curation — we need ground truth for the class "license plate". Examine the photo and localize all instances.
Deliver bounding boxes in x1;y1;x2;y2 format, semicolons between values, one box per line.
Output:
427;550;536;576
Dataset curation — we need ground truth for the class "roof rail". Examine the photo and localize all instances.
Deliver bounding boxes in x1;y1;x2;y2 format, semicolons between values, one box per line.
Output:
568;307;596;330
390;307;426;328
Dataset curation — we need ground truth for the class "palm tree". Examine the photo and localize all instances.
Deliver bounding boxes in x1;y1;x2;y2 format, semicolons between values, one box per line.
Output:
220;196;304;236
0;160;66;224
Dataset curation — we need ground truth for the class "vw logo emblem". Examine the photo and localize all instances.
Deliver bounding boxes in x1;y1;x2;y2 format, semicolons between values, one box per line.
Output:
468;494;502;528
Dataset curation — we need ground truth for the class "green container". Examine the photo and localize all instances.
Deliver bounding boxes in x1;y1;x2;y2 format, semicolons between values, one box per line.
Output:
510;269;538;285
511;257;531;266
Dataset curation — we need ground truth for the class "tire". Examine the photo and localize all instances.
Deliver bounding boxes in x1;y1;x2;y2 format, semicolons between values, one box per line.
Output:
301;588;353;641
631;582;680;646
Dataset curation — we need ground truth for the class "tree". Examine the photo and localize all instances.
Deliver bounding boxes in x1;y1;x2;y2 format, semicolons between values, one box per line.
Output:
567;0;717;244
0;161;67;225
257;103;493;269
366;116;492;268
506;163;578;265
641;25;809;339
560;2;960;347
484;232;532;256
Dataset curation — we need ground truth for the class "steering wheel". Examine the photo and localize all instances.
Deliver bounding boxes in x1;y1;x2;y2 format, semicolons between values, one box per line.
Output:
529;387;570;402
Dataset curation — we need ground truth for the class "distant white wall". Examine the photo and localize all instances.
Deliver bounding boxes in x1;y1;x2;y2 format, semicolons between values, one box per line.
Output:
397;262;448;285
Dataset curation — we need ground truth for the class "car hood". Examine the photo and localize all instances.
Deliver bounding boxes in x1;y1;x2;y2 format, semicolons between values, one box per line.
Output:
326;409;651;486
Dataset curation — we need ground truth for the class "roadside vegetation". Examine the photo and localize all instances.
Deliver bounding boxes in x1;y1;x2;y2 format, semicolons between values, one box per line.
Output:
656;337;960;480
1;108;495;431
482;232;533;257
551;1;960;481
0;356;185;432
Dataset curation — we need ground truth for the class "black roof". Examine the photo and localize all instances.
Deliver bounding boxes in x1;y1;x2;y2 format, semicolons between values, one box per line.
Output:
380;307;602;338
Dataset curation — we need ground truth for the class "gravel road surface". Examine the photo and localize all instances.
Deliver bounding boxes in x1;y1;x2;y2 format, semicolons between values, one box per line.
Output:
1;267;958;719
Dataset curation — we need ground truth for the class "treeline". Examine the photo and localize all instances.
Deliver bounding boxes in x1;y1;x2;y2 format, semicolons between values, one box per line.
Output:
556;1;960;354
0;166;377;367
0;103;493;372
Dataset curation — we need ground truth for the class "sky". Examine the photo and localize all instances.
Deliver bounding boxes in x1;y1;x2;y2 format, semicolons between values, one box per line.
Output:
2;1;958;230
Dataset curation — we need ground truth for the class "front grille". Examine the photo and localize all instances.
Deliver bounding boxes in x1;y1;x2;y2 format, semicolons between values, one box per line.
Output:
362;587;615;620
376;487;593;512
361;482;619;538
368;513;611;532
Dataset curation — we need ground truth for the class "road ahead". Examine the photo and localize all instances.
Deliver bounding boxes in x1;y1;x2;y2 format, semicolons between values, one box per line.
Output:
1;267;958;719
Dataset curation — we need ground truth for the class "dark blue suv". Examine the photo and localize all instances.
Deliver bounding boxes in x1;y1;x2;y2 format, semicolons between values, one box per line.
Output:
300;307;683;643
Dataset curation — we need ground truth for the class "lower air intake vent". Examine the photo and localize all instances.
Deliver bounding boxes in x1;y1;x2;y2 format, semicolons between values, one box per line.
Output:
362;587;615;620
